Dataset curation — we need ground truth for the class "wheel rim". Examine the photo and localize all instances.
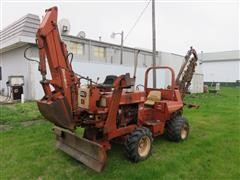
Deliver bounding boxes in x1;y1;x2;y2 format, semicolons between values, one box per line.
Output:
180;124;188;140
138;136;151;157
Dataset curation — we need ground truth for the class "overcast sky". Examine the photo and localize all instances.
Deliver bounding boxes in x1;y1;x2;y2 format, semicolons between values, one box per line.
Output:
1;0;239;55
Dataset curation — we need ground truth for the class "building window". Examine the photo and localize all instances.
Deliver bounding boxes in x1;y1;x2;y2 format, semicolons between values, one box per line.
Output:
93;46;105;59
65;41;84;55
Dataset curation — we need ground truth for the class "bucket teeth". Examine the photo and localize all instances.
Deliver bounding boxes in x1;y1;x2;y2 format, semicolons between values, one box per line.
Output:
53;126;107;172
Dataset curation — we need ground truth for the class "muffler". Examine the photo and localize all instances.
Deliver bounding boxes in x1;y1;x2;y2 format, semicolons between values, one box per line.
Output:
53;126;107;172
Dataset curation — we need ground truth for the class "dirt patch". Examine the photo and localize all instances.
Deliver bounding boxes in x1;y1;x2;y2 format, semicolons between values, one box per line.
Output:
0;124;12;131
21;120;44;127
0;120;45;131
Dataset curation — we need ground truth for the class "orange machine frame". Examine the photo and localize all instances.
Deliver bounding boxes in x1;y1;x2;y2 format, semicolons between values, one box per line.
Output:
35;6;185;171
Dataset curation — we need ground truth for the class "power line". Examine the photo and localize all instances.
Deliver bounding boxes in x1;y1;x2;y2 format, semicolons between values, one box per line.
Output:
124;0;151;41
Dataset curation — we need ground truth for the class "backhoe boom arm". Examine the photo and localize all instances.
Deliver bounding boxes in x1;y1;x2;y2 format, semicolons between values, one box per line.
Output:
36;7;79;129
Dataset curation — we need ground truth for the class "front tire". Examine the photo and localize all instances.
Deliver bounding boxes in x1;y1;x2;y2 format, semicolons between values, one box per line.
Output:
125;127;153;162
165;116;189;142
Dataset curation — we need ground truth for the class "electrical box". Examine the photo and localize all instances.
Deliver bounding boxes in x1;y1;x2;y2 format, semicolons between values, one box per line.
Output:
12;86;23;100
7;76;24;100
8;76;24;86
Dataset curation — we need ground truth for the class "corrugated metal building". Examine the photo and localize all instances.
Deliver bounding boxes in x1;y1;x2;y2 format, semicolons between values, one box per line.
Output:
200;51;240;84
0;14;202;100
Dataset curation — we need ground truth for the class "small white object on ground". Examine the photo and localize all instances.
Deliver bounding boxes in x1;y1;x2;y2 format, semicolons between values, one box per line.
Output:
216;83;220;91
21;94;25;103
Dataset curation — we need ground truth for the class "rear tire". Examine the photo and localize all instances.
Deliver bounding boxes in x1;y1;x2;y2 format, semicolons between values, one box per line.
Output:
165;116;189;142
125;127;153;162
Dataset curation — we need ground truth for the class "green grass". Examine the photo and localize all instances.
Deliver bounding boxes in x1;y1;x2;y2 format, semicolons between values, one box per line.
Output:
1;87;240;179
0;101;43;123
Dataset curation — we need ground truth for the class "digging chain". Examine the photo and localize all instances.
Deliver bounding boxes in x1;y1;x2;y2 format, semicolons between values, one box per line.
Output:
176;47;198;98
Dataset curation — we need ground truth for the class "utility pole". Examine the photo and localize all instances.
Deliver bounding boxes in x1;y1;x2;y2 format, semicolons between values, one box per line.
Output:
152;0;157;88
111;31;124;65
120;31;124;65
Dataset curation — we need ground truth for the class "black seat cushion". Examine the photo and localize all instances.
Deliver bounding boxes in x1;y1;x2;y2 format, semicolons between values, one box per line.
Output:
98;75;118;88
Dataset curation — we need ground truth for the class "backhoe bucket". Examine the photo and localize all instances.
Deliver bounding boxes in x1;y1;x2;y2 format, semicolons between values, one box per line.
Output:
53;126;107;172
37;97;75;130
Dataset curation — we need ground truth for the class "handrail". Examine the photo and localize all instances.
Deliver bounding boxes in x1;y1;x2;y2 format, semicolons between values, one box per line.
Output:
144;66;176;92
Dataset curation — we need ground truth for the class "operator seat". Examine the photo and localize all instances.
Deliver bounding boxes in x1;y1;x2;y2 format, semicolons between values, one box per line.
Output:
144;90;161;106
99;75;117;88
